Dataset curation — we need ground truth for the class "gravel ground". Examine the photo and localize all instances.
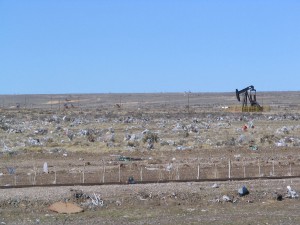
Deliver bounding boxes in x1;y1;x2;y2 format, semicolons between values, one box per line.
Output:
0;179;298;202
1;179;300;224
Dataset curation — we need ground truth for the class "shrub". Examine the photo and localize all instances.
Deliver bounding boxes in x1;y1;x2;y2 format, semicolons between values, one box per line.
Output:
142;132;158;143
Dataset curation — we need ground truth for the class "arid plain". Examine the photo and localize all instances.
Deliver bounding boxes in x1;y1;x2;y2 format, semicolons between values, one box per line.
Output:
1;91;300;224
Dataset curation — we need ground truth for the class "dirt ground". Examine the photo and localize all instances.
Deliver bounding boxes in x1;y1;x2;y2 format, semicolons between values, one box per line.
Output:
1;92;300;224
1;179;300;225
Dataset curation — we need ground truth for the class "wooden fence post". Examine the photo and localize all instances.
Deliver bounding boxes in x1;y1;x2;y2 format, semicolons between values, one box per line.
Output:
102;161;106;183
82;163;85;184
258;159;261;177
140;167;143;182
158;167;163;181
33;167;37;185
228;159;231;179
119;164;121;183
54;167;57;184
214;164;218;179
243;161;246;178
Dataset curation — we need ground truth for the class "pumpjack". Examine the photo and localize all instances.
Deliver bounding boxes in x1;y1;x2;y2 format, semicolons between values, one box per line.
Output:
236;85;263;112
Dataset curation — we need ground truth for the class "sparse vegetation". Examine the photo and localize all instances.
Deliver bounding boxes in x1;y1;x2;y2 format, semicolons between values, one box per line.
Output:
1;92;300;224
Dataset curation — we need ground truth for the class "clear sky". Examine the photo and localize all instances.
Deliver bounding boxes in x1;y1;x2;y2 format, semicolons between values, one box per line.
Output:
1;1;299;94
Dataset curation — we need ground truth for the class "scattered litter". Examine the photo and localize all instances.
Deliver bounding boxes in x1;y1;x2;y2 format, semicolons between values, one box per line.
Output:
2;143;10;152
138;191;152;201
273;192;283;201
115;200;122;206
238;185;249;197
176;145;192;151
89;193;104;206
43;162;48;173
276;139;287;147
186;208;196;212
237;135;246;144
71;189;89;200
78;129;90;136
118;156;142;161
6;167;15;175
49;202;84;214
234;154;241;159
286;186;299;199
102;133;115;143
166;163;173;172
34;129;48;135
172;123;185;132
28;137;41;146
276;126;291;135
127;176;136;184
124;117;134;123
211;183;219;188
144;167;160;171
187;124;200;132
248;121;255;129
222;195;232;202
249;145;258;151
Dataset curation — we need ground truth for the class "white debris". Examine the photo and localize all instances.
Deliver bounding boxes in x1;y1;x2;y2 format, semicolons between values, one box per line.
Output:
276;126;293;135
166;163;173;172
176;145;192;151
212;183;219;188
144;167;160;171
222;195;232;202
43;162;48;173
142;129;149;134
2;143;10;152
90;193;104;206
28;137;41;146
276;139;287;147
287;186;299;198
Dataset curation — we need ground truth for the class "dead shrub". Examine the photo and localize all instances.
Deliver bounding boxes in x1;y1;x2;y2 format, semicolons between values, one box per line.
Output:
142;132;158;143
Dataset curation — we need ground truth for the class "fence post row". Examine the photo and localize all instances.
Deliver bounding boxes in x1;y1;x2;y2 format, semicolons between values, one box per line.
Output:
0;159;297;186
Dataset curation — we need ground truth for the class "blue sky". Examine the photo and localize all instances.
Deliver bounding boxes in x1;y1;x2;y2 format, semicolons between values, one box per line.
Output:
1;1;299;94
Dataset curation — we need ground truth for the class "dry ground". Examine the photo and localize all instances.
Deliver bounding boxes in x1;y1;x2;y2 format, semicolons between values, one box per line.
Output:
0;92;300;224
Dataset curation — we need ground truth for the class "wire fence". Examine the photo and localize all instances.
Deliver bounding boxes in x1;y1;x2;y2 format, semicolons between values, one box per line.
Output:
0;94;286;113
0;159;298;187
